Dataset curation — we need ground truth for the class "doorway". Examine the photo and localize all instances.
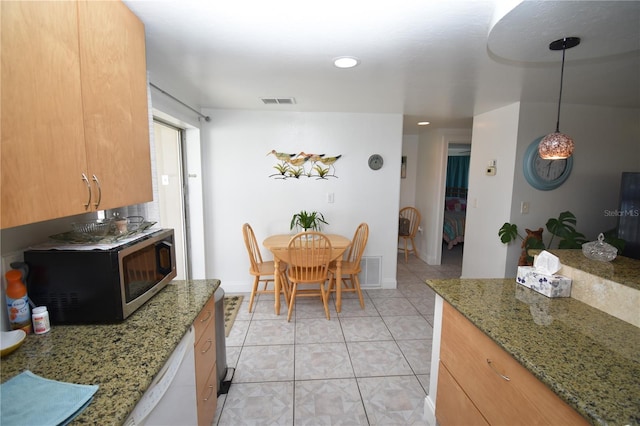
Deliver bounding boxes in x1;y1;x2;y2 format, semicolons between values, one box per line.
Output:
153;120;189;279
442;143;470;266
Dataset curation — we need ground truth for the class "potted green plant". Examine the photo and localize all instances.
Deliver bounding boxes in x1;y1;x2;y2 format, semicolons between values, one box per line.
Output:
498;210;624;265
290;210;328;232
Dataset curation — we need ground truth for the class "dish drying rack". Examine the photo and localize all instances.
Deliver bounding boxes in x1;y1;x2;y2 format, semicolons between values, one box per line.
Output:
49;217;157;244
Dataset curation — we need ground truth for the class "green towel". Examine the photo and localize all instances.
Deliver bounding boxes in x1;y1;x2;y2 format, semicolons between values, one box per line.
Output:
1;370;98;426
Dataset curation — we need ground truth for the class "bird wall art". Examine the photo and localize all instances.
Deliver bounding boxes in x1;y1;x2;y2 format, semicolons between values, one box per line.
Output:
268;150;342;179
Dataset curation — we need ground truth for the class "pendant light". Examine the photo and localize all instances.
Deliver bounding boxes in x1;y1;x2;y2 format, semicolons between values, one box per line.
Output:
538;37;580;160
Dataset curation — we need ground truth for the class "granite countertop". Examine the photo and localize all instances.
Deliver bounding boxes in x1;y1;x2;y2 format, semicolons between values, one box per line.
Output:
426;278;640;426
534;249;640;291
0;279;220;425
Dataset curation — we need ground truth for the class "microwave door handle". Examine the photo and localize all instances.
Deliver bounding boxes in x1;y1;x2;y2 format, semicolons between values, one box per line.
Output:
155;241;174;275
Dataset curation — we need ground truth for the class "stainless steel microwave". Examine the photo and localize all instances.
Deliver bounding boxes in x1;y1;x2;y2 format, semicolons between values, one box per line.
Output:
24;229;177;324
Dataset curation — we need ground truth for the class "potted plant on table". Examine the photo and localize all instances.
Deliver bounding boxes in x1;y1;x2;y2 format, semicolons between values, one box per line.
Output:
290;210;328;233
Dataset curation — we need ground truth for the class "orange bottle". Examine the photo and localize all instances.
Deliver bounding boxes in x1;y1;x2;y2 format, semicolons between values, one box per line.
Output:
5;269;32;333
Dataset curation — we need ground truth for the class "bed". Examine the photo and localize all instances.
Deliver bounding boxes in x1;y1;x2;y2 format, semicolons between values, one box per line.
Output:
443;187;467;249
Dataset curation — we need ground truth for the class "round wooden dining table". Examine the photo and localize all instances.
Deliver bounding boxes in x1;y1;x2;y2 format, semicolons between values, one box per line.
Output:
263;233;351;315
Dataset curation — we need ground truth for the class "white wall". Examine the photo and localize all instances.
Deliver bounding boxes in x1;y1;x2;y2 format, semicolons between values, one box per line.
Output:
415;130;441;265
201;109;403;293
462;103;520;278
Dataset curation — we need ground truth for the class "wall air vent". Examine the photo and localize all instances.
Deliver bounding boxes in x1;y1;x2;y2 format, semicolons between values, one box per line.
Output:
260;97;296;105
359;256;381;287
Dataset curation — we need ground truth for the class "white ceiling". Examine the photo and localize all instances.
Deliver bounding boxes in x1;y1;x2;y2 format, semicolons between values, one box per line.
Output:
124;0;640;134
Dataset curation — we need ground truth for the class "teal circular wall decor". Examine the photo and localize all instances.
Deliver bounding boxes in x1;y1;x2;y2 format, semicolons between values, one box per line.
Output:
523;136;573;191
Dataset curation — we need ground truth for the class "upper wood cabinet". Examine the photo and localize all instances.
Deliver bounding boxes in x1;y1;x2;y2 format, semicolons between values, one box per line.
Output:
1;0;152;229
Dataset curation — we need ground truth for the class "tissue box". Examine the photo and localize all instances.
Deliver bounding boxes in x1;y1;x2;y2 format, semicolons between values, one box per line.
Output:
516;266;572;298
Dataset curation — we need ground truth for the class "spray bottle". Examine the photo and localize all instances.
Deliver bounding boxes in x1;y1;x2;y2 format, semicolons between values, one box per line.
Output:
5;269;32;333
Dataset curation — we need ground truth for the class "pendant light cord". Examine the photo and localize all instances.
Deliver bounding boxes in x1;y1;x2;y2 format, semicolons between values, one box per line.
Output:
554;39;567;133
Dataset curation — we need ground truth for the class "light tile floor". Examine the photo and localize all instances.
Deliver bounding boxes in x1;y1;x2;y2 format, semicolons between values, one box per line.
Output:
214;245;463;425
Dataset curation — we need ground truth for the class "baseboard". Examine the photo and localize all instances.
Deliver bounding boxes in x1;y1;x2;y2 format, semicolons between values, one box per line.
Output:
380;278;398;289
424;395;437;426
220;281;252;294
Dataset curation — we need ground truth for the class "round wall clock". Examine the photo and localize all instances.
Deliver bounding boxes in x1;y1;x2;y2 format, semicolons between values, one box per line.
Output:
523;137;573;191
368;154;384;170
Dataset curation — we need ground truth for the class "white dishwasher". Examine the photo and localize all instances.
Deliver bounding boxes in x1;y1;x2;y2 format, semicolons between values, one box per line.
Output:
124;326;197;426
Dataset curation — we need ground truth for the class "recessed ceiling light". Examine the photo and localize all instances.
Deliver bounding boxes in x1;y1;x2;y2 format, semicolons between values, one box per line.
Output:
333;56;359;68
418;121;430;126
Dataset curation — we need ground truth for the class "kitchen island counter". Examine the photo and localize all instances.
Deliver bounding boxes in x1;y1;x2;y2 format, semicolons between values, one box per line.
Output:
426;278;640;425
0;279;220;425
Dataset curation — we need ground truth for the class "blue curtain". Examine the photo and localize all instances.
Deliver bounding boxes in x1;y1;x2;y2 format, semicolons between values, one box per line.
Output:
446;156;470;189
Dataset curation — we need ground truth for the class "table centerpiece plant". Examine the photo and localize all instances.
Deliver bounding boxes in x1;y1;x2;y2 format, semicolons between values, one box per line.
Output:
290;210;328;233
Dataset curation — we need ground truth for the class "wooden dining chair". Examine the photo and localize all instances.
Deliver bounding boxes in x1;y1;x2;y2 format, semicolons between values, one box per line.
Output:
399;207;421;263
242;223;289;313
328;223;368;309
286;232;333;322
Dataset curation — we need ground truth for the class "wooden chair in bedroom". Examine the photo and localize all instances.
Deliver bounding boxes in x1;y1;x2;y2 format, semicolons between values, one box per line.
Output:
399;207;421;263
242;223;289;313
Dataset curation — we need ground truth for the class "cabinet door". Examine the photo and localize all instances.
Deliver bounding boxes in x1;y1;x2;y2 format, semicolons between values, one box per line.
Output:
77;0;152;211
1;1;89;228
197;364;218;426
436;362;489;426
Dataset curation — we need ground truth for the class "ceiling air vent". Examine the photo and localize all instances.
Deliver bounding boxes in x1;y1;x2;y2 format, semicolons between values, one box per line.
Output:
261;97;296;105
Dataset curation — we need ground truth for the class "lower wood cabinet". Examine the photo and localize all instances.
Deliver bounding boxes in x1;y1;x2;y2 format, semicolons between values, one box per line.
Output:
437;302;588;426
193;295;217;426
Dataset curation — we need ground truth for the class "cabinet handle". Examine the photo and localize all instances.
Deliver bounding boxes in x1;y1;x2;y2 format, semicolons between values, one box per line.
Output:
201;338;213;354
203;384;215;402
92;175;102;208
199;310;212;324
82;173;92;209
486;359;510;381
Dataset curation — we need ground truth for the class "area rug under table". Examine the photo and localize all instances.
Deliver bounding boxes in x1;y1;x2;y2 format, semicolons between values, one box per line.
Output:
223;295;243;337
